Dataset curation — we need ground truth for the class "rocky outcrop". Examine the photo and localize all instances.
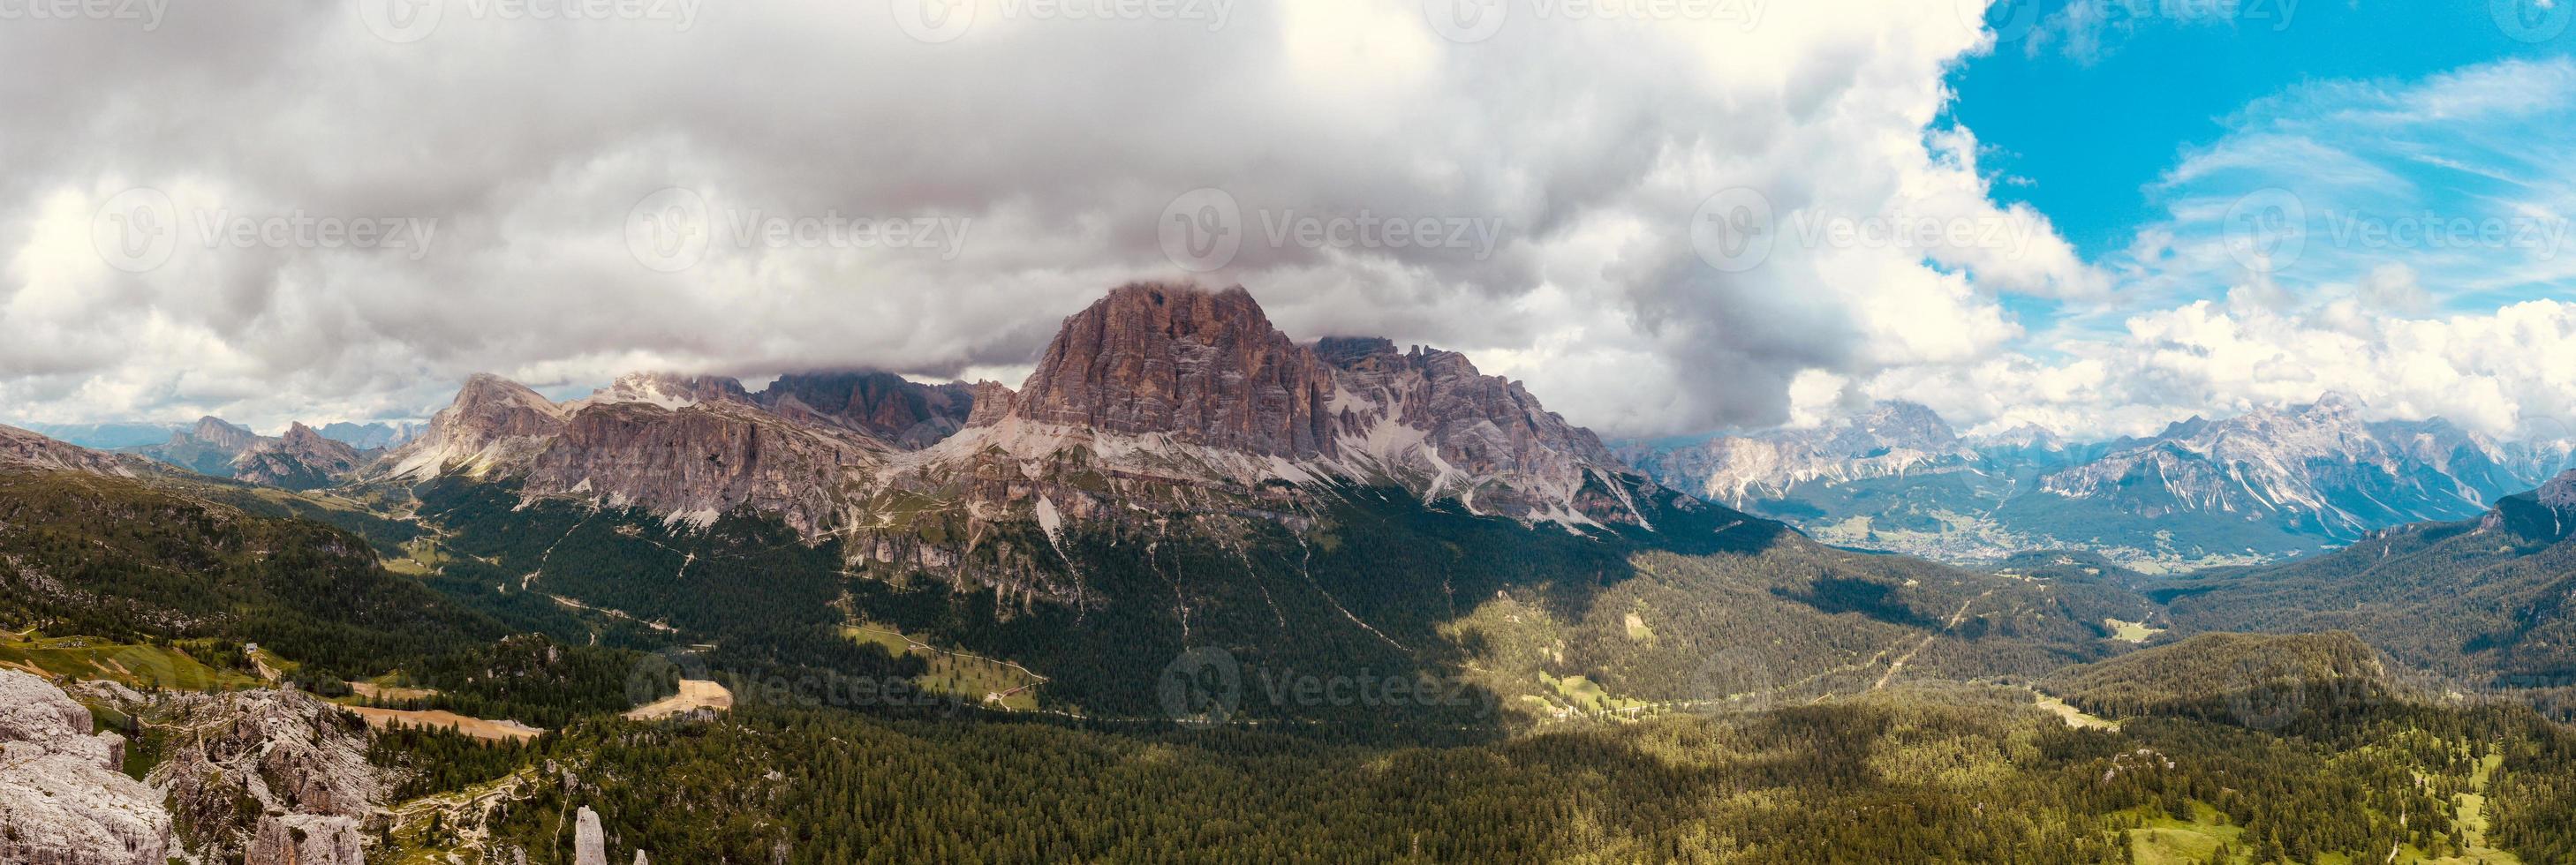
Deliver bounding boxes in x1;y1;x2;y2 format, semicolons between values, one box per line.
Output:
0;670;171;865
2539;469;2576;513
375;373;570;481
575;807;607;865
146;689;386;863
1313;336;1633;522
760;371;977;448
246;813;365;865
233;423;366;491
0;425;148;477
936;282;1653;525
580;372;754;411
961;381;1017;428
1006;282;1338;457
124;417;263;478
525;399;886;534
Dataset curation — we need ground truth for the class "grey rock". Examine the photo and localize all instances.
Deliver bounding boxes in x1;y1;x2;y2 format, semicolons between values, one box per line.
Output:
246;813;366;865
575;806;608;865
0;670;171;865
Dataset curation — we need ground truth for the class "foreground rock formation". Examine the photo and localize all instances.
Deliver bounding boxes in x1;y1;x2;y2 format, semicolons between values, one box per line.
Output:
147;688;387;864
0;670;171;865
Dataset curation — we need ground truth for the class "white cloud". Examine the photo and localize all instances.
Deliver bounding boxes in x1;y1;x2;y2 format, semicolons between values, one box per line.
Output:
0;0;2098;438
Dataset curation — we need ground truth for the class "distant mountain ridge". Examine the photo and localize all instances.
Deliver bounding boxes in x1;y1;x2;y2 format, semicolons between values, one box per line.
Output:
1621;396;2573;568
115;417;405;490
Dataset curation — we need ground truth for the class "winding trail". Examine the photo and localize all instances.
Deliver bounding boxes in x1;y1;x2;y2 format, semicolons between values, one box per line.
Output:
1873;590;1992;690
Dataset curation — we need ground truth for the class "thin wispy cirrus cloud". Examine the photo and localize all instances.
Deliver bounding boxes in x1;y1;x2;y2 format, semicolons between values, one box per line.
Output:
1862;56;2576;442
0;0;2565;447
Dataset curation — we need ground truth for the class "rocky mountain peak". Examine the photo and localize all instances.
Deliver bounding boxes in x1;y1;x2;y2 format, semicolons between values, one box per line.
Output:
2542;469;2576;512
935;282;1651;527
759;370;976;448
189;416;260;450
996;281;1335;457
0;425;147;477
376;373;569;480
235;421;366;491
591;372;753;410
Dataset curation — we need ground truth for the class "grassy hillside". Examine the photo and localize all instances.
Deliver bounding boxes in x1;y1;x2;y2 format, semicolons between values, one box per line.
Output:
0;468;655;725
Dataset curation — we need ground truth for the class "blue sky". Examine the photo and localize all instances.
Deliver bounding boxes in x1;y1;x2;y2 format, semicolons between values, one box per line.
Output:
1948;0;2576;334
1953;0;2569;255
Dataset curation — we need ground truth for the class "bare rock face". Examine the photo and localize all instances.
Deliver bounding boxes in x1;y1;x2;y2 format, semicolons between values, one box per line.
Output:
246;813;365;865
1618;402;1971;507
574;807;608;865
961;381;1018;428
941;282;1653;526
1005;282;1337;457
585;372;755;410
760;371;977;448
376;372;570;480
2542;469;2576;512
525;399;887;535
125;416;265;478
0;425;148;477
146;689;385;863
1314;336;1631;521
233;423;366;491
0;670;172;865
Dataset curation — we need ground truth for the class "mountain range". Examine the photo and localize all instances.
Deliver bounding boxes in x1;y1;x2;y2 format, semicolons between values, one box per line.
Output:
1620;396;2576;569
11;280;2576;863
